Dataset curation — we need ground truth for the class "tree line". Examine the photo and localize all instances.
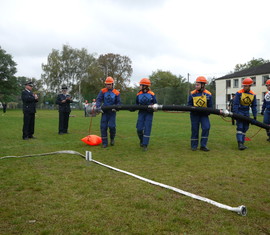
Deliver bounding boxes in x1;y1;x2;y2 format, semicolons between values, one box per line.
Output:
1;44;268;109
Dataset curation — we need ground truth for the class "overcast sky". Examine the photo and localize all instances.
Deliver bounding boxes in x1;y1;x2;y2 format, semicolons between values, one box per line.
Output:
1;0;270;85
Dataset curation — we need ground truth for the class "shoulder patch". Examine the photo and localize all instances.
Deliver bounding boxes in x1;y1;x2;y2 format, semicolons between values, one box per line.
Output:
101;88;108;93
204;89;212;95
191;89;197;94
137;91;143;96
237;89;245;93
148;91;155;96
249;90;255;95
112;89;120;95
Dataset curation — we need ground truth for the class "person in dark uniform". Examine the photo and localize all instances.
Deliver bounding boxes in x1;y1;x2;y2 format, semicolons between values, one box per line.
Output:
21;81;38;140
2;103;7;113
56;85;73;134
228;93;235;125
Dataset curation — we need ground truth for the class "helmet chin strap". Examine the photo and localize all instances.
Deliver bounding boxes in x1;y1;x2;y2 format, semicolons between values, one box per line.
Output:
198;83;205;92
142;85;149;93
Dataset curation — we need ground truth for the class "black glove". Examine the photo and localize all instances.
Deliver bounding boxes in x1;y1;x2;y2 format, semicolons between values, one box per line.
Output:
261;111;264;115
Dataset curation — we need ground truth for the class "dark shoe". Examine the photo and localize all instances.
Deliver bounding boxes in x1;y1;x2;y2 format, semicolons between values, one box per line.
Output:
238;142;246;150
140;142;143;147
142;145;148;151
23;137;29;140
267;138;270;142
191;147;197;151
110;139;114;146
59;132;64;135
102;144;107;148
200;147;210;151
29;136;36;139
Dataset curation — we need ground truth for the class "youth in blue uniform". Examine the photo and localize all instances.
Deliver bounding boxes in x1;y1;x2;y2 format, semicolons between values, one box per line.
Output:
261;79;270;141
233;77;257;150
136;78;157;151
96;77;121;148
188;76;213;151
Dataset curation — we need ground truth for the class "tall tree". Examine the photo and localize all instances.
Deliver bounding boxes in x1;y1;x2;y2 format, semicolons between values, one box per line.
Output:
0;46;18;103
149;70;188;105
42;45;98;100
234;57;270;72
98;53;133;91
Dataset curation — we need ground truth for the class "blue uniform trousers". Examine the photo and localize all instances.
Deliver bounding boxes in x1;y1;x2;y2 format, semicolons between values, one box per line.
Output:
236;111;250;143
190;114;210;149
263;109;270;137
100;111;116;145
136;111;153;146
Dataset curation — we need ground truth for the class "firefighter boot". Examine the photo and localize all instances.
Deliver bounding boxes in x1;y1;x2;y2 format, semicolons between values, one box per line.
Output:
238;141;246;150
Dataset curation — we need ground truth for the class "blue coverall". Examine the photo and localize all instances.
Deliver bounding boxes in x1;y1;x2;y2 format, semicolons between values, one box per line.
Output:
233;89;257;143
261;91;270;139
188;89;213;149
136;90;157;147
96;88;121;146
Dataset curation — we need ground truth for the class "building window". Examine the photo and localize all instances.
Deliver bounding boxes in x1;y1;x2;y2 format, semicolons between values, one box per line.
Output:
262;75;269;85
226;80;231;88
251;76;256;86
233;79;239;88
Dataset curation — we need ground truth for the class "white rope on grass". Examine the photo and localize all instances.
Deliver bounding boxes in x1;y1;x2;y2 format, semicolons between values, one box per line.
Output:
0;150;84;160
0;150;247;216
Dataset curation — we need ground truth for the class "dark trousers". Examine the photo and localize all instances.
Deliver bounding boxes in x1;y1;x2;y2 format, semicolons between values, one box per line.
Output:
59;112;70;133
190;114;210;148
136;111;154;146
22;112;35;138
100;112;116;145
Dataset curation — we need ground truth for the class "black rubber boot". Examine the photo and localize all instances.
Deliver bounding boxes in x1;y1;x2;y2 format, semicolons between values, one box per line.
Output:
137;130;143;147
238;141;246;150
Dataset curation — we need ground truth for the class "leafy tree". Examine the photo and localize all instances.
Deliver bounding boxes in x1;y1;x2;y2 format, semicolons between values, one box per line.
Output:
234;57;270;72
98;53;133;91
42;45;98;100
0;46;18;103
149;70;189;105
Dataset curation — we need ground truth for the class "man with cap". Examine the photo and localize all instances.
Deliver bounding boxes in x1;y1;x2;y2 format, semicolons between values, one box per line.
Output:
56;85;73;134
21;81;38;140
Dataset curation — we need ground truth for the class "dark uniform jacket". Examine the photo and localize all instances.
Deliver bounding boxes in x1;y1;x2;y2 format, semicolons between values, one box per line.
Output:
21;89;38;113
56;94;72;112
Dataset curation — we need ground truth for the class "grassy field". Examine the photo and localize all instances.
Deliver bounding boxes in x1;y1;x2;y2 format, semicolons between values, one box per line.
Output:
0;109;269;234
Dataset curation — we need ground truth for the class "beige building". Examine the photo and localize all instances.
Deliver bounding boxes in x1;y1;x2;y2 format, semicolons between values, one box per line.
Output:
215;62;270;111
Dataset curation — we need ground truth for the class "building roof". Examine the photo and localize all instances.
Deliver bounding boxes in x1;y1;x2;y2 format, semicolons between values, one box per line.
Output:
216;62;270;80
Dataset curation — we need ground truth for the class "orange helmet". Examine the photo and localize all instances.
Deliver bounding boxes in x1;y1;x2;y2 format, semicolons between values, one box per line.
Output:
105;76;114;84
242;77;253;86
140;78;151;86
196;76;207;84
266;79;270;85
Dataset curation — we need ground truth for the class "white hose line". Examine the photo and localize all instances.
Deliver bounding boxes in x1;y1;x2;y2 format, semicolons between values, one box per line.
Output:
90;157;247;216
0;150;247;216
0;150;84;160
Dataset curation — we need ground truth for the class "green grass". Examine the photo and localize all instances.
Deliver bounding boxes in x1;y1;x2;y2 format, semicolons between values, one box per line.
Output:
0;109;269;234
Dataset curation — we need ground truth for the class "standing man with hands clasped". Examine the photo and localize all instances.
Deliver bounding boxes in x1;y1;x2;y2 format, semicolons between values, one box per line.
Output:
21;81;38;140
56;85;73;135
